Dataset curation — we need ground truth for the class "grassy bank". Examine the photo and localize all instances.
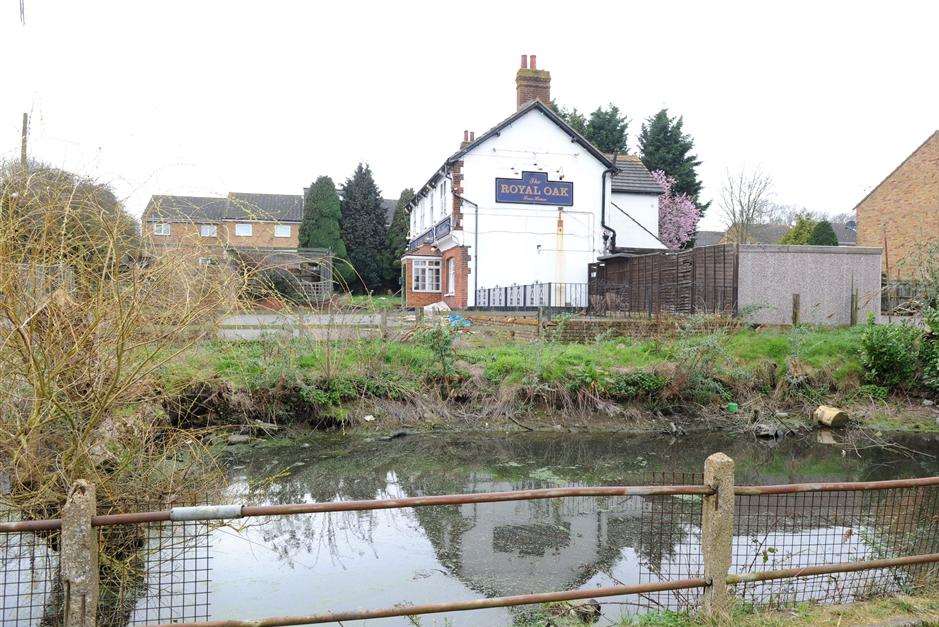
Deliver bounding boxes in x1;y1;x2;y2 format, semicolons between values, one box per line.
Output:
159;323;939;433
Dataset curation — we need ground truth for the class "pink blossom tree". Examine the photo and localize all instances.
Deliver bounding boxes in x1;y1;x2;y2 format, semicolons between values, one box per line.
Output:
652;169;700;249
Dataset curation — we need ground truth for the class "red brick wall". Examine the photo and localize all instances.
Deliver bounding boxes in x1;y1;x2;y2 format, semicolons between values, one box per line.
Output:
441;246;470;309
856;131;939;278
403;244;444;308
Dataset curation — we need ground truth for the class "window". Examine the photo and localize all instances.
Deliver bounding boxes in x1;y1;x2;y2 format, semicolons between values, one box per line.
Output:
197;257;214;267
199;224;217;237
153;223;171;236
274;224;291;238
446;258;455;295
234;223;253;237
412;259;441;292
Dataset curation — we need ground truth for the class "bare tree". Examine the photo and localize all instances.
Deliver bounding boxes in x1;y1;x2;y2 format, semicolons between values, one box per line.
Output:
720;168;774;243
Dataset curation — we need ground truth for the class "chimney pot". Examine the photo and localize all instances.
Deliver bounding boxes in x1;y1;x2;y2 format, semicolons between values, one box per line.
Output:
463;130;469;142
520;54;528;69
469;131;475;141
530;54;537;70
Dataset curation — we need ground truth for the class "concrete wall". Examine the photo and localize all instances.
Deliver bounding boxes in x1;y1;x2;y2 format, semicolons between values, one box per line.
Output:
737;245;882;326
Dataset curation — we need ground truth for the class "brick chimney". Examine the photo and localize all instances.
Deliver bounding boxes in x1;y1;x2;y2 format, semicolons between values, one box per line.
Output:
516;53;551;110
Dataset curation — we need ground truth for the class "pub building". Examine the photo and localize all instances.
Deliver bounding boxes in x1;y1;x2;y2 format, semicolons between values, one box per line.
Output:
402;54;664;309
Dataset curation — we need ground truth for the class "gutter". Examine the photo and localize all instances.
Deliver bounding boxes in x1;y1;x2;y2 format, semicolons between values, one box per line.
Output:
600;162;618;253
454;193;480;302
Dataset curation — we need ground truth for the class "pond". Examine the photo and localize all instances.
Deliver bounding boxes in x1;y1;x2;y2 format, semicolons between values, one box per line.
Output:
207;430;939;626
3;429;939;626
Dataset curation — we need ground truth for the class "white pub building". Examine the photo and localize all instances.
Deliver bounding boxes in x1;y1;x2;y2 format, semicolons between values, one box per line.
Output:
403;54;664;310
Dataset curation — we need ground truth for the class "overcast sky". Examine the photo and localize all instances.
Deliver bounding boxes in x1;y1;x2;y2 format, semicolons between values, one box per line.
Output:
3;1;937;230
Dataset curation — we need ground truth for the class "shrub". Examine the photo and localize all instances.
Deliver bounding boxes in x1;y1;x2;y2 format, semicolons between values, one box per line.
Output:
857;384;889;401
605;371;667;400
860;317;921;390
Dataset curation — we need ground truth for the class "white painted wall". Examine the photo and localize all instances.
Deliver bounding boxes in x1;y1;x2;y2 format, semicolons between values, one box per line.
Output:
610;191;665;249
407;107;662;306
455;110;608;305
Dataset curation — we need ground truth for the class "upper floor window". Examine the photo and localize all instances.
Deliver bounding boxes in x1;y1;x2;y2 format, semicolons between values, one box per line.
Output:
412;259;441;292
153;223;171;236
234;223;253;237
274;224;291;238
199;224;217;237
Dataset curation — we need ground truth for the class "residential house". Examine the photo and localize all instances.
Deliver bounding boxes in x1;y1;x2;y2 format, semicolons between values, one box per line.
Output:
401;54;663;310
855;130;939;277
142;192;303;259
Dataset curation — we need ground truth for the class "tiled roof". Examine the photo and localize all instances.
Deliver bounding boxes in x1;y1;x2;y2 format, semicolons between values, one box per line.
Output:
226;193;303;222
693;230;725;247
610;154;663;195
143;195;230;222
144;192;303;222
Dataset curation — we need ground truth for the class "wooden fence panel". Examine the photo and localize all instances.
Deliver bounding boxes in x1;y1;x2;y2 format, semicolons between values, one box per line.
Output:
588;245;739;316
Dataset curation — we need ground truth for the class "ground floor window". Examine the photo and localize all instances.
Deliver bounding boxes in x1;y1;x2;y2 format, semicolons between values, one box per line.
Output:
274;224;291;238
412;259;441;292
153;223;171;236
235;223;253;237
446;258;455;295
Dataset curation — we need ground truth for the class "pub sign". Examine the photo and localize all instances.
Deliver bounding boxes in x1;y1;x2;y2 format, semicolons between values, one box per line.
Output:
495;171;573;206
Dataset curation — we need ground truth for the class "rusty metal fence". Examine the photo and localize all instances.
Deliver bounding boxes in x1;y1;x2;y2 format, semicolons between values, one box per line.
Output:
2;459;939;626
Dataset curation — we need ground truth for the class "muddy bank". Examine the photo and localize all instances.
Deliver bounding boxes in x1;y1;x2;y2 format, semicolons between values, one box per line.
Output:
164;377;939;439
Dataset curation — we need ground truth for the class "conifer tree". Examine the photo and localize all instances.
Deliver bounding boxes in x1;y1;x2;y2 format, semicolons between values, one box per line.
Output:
808;220;839;246
384;188;415;290
300;176;351;284
585;104;628;153
300;176;347;255
550;100;587;136
638;109;706;213
779;215;817;244
340;163;387;292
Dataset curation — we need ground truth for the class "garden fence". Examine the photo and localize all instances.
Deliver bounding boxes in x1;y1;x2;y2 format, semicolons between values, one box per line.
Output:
2;457;938;625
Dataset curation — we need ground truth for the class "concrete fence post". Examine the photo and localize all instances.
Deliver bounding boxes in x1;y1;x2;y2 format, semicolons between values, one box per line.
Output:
61;480;98;626
701;453;734;619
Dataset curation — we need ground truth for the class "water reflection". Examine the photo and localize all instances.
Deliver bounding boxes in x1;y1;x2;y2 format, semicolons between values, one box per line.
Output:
4;431;939;625
210;431;939;624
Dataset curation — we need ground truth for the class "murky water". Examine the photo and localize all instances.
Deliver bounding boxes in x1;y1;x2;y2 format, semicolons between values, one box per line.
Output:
208;430;939;625
4;429;939;626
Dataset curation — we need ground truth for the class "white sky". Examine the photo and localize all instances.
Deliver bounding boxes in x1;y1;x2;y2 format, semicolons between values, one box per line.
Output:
2;0;937;230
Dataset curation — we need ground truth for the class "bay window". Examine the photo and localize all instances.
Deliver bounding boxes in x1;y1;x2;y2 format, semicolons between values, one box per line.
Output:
412;259;441;292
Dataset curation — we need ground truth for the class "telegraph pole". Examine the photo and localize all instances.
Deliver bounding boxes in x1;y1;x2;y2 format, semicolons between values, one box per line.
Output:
21;112;28;169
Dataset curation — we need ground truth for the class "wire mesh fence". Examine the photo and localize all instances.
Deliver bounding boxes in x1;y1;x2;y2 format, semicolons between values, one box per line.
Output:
1;514;210;626
3;474;939;625
732;484;939;609
0;513;60;626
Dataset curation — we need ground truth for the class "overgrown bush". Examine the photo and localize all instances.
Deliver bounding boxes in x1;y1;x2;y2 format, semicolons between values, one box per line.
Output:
860;316;921;390
920;308;939;395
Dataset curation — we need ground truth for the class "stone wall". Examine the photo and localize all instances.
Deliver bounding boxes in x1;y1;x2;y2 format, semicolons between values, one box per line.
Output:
463;313;738;343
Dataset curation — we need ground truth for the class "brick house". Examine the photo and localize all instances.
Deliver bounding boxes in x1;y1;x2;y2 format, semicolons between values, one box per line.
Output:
142;192;303;259
855;130;939;278
402;54;663;310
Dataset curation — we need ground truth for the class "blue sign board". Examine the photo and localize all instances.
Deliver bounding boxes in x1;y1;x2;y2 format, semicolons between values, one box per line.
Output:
495;171;573;206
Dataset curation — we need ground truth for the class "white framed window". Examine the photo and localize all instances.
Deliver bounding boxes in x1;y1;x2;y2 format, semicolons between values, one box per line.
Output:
199;224;217;237
446;258;455;295
197;257;214;267
274;224;291;238
153;223;171;236
234;223;253;237
412;259;441;292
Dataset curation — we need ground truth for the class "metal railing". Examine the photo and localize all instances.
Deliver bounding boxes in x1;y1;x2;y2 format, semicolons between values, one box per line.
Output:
474;282;588;311
2;460;939;625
